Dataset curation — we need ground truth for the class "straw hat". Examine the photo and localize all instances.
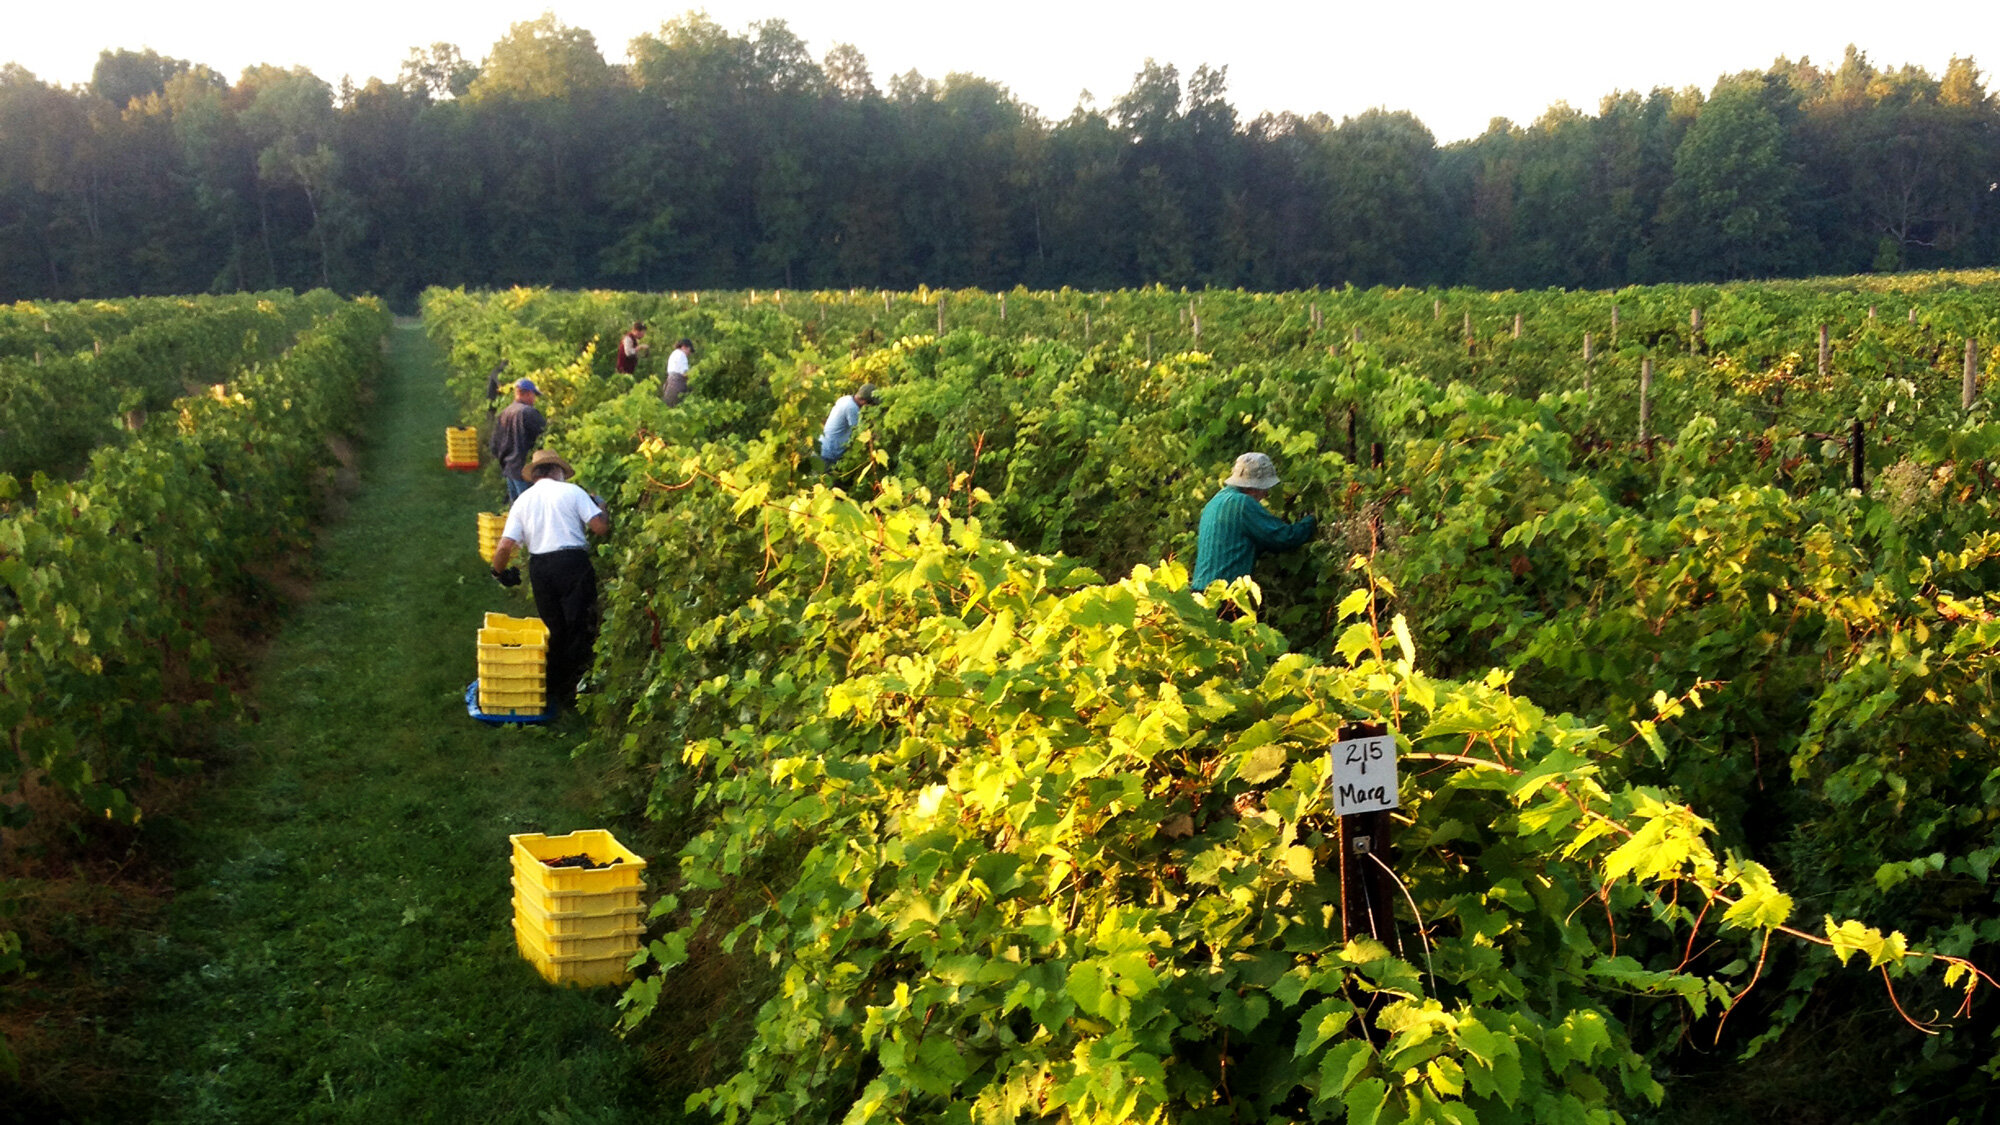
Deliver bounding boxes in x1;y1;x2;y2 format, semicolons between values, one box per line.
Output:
1222;452;1280;490
525;449;575;481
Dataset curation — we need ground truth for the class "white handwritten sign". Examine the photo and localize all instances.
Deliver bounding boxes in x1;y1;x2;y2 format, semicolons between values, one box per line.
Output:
1329;734;1400;815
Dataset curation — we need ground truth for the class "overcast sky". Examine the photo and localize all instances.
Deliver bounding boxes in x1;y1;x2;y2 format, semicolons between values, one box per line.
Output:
10;0;1998;143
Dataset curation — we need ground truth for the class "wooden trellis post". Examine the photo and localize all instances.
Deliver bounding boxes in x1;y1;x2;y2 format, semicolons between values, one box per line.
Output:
1966;340;1981;411
1639;357;1653;446
1818;325;1830;379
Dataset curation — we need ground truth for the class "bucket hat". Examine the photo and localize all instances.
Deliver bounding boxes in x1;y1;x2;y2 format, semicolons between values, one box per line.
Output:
1223;452;1280;490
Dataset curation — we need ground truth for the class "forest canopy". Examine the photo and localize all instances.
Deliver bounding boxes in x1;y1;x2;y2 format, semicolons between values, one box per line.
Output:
1;14;1996;304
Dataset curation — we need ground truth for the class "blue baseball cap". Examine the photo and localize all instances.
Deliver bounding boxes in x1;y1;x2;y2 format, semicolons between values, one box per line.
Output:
515;378;540;394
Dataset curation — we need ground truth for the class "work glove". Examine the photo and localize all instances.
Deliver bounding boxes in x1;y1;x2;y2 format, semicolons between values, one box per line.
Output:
493;567;522;588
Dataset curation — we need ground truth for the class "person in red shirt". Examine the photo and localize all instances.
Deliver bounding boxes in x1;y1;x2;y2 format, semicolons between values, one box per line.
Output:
615;322;647;375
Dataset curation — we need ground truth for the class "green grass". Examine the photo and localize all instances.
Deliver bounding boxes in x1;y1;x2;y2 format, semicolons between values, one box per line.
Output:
100;323;673;1123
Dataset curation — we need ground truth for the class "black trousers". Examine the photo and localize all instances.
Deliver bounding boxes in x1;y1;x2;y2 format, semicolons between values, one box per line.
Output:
527;548;598;707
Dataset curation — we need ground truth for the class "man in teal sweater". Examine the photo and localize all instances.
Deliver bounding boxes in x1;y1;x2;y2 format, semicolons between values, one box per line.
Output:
1190;452;1317;592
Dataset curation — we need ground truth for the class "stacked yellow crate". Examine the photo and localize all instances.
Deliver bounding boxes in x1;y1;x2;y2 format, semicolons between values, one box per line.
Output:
510;830;647;986
477;613;548;716
477;512;505;562
445;426;480;469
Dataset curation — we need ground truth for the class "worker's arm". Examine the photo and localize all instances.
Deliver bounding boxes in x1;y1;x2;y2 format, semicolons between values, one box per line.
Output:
587;513;609;537
491;536;519;573
1242;502;1316;553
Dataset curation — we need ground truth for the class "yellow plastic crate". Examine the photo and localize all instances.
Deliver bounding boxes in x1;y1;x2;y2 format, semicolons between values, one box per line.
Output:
478;646;544;669
482;613;549;641
479;624;545;646
477;512;506;559
509;874;643;916
477;656;544;690
478;670;544;694
446;426;480;469
514;929;634;988
476;612;549;715
512;908;642;960
479;683;545;704
511;830;646;897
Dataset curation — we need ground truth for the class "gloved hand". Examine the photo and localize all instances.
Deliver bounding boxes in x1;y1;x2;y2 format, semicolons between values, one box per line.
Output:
493;567;522;588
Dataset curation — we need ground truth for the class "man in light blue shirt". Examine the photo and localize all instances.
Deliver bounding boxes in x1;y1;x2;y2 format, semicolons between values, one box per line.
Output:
816;383;878;471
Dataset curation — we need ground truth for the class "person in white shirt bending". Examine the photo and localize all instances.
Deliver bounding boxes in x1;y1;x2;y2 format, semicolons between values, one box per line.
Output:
660;338;695;405
490;449;609;709
816;383;878;471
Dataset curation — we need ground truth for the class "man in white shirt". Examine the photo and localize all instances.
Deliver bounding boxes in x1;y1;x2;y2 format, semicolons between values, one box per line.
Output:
490;449;609;709
816;383;878;471
660;338;695;405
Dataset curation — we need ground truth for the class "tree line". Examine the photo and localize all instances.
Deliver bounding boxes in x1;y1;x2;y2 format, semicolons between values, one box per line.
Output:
2;13;1996;306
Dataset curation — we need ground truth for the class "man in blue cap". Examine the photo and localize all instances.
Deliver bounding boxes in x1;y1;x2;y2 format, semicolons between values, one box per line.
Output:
1190;452;1316;600
491;377;546;502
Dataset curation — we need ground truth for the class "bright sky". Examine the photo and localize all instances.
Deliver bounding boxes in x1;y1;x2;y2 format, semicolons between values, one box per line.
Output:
11;1;1998;143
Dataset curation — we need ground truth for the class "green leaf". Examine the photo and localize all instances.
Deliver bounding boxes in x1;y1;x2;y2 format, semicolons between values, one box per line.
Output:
1281;844;1317;882
1343;1076;1390;1125
1337;587;1372;619
1065;960;1108;1017
1391;614;1416;666
1335;622;1377;665
1240;745;1290;785
1316;1039;1373;1099
1296;996;1358;1058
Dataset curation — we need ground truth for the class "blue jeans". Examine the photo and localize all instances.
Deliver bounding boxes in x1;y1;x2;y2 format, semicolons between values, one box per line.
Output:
505;475;529;503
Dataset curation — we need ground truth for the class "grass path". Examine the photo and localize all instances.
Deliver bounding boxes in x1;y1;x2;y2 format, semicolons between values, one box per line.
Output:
121;322;668;1123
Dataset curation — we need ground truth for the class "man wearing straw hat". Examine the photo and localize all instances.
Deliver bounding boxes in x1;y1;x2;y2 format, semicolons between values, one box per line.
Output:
1190;452;1316;598
490;449;609;710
